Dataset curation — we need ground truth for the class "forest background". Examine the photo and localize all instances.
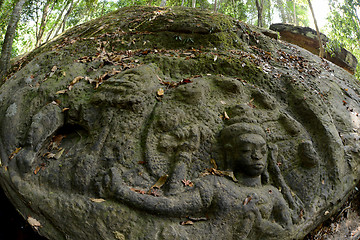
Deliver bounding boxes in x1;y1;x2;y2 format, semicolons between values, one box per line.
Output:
0;0;359;78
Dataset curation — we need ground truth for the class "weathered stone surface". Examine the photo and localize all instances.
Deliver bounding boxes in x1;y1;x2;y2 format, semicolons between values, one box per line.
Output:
1;6;360;240
270;23;358;75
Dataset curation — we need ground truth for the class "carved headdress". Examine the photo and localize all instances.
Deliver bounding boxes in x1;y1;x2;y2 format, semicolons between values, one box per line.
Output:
219;103;269;183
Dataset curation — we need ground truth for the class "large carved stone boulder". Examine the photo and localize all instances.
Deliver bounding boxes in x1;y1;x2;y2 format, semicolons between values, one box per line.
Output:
1;6;360;240
270;23;358;75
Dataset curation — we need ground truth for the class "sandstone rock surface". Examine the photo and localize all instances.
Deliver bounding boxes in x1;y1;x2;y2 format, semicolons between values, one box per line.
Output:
1;6;360;240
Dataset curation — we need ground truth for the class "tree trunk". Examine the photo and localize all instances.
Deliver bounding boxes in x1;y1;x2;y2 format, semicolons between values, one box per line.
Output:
192;0;196;8
36;0;55;48
255;0;264;27
214;0;217;11
0;0;27;80
276;0;286;23
60;0;80;34
45;1;70;42
181;0;185;6
160;0;166;7
308;0;324;58
53;1;72;38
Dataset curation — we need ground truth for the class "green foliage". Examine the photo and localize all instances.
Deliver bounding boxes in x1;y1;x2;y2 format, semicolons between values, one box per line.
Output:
218;0;247;20
242;0;309;28
327;0;360;79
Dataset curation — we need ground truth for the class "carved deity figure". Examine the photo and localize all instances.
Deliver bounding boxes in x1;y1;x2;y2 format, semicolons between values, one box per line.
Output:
109;122;293;239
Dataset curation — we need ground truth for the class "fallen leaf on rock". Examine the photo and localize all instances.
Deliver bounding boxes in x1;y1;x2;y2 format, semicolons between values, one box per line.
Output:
223;111;230;120
69;76;84;90
210;159;218;169
130;188;146;194
151;174;168;189
188;216;208;222
85;76;96;84
157;88;164;96
71;76;84;85
149;188;160;197
45;152;56;159
54;148;64;159
90;198;106;203
113;231;125;240
222;171;238;182
27;216;41;230
201;168;238;182
182;179;194;187
34;166;42;175
180;220;194;225
9;147;22;160
34;163;46;174
56;89;67;94
49;135;66;150
247;98;256;108
243;196;252;205
299;209;304;219
51;66;57;72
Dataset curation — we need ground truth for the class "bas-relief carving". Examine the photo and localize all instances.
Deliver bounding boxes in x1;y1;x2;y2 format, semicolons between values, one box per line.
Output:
0;63;352;239
110;120;296;239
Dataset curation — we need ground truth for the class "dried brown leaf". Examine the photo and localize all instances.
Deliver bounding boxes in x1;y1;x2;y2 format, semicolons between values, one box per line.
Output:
46;153;56;159
27;217;41;229
113;231;125;240
210;159;218;169
221;171;238;182
181;179;194;187
68;76;84;90
71;76;84;85
9;147;22;160
151;175;168;189
130;188;146;194
243;196;252;205
180;220;194;225
54;149;64;159
90;198;106;203
51;66;57;72
34;166;42;175
56;89;67;94
188;216;208;222
157;88;164;96
49;135;66;150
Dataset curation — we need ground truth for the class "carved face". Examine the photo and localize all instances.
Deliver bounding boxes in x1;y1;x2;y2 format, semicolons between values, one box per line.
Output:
231;133;267;177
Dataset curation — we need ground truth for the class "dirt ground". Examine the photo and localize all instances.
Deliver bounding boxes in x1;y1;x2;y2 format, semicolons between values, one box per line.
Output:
304;183;360;240
0;187;46;240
